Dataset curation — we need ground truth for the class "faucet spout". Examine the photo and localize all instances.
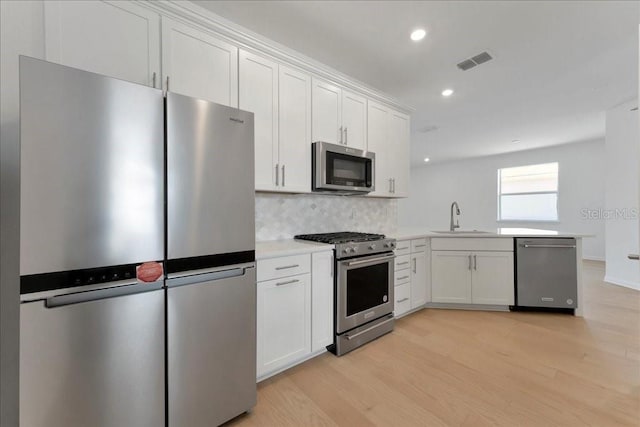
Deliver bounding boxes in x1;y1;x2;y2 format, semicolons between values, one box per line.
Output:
450;201;461;232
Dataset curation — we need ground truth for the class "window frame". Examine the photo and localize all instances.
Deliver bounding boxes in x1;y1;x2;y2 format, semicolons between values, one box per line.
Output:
497;162;560;223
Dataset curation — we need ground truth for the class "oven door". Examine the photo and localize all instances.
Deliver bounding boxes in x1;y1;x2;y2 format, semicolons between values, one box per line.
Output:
313;142;375;193
336;252;394;334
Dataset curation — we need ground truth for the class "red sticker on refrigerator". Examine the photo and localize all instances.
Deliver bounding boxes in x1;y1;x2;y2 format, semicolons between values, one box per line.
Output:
136;262;164;283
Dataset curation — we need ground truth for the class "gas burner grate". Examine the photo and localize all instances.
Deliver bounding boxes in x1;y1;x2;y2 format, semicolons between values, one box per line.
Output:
294;232;386;244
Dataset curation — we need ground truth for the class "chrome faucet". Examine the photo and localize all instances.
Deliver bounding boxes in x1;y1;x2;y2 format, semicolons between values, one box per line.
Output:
450;201;461;232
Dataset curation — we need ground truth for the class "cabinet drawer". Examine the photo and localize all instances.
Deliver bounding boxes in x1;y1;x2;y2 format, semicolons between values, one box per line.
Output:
431;238;513;252
257;254;311;282
394;270;411;287
411;238;428;253
394;255;411;271
395;240;410;256
394;283;411;316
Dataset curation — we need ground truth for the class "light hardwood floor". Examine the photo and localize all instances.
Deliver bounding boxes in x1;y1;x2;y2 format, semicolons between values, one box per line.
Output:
227;261;640;426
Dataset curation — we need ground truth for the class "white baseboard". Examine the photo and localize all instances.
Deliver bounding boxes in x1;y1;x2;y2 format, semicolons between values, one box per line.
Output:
583;256;605;262
604;275;640;291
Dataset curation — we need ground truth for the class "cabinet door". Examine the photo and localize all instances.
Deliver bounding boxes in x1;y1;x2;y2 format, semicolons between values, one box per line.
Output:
410;252;427;309
311;251;334;352
162;17;238;106
341;90;367;149
279;65;312;193
312;78;341;144
44;0;160;86
472;252;515;305
431;251;472;303
239;50;278;191
389;110;410;197
367;101;391;196
257;274;311;378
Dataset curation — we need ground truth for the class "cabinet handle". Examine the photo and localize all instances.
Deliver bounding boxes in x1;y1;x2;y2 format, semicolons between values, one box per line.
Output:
412;258;417;273
397;261;409;266
629;254;640;260
468;255;472;270
282;165;285;187
166;76;170;92
392;178;396;193
397;275;409;281
414;244;426;248
275;264;299;270
389;178;393;193
339;126;343;144
275;163;279;186
152;72;156;88
397;297;409;303
474;255;477;270
275;279;299;287
344;127;348;145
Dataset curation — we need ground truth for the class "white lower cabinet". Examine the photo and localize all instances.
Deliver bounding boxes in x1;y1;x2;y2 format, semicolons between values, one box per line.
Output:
311;251;334;352
256;250;333;379
257;272;311;378
394;238;430;317
431;239;514;306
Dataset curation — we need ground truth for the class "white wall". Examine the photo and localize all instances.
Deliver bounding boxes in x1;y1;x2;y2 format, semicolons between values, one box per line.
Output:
604;99;639;289
399;140;606;260
0;1;44;425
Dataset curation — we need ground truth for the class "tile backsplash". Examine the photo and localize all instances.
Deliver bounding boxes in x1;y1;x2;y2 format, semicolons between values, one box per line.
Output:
256;193;398;241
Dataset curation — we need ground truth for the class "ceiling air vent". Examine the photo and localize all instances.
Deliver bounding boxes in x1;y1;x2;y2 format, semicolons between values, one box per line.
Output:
457;51;493;71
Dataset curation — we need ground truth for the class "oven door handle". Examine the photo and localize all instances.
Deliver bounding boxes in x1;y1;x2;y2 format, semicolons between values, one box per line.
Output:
344;253;395;267
345;315;394;340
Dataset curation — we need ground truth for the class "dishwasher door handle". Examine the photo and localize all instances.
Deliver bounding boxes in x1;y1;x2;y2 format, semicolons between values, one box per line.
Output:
522;244;576;249
45;281;163;308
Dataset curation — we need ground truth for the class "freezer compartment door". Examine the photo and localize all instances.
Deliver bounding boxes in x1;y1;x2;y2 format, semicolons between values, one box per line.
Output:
516;238;577;308
168;265;257;426
167;92;255;262
20;57;164;276
20;289;165;427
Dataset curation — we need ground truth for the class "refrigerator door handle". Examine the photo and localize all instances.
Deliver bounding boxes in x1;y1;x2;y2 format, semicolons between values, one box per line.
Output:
45;281;163;308
166;265;255;289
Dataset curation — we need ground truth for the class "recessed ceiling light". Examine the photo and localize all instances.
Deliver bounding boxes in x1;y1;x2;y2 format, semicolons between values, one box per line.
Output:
424;157;430;162
512;139;521;144
410;29;426;41
441;89;454;97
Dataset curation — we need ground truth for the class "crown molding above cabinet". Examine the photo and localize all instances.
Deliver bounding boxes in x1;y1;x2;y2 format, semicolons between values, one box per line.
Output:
141;0;414;114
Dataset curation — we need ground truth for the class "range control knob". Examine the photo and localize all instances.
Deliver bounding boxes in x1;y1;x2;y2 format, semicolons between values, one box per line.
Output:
368;244;377;250
342;249;348;254
352;247;358;253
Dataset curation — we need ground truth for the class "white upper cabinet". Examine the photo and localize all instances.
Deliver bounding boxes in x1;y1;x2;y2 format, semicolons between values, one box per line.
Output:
312;78;342;145
240;50;311;193
367;101;392;196
239;51;278;191
389;110;410;197
367;101;410;197
278;65;312;193
341;90;367;150
311;79;367;149
161;17;238;107
44;0;160;86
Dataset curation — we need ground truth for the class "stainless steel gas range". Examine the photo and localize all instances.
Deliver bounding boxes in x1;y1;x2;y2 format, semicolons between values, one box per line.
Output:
295;232;396;355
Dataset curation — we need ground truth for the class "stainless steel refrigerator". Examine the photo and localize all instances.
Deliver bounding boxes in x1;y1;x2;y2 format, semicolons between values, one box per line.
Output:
19;57;256;427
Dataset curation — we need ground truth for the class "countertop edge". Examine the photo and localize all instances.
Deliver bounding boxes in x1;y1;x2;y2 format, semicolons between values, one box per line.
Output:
255;240;333;260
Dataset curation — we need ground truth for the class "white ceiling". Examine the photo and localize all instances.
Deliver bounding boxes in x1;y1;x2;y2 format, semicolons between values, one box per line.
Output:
195;1;639;165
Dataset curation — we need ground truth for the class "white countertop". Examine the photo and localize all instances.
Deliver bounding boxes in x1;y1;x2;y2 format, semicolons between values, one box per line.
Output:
388;227;592;240
255;239;333;260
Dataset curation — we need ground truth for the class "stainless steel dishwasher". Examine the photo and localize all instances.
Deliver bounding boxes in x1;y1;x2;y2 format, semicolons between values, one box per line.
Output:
515;238;577;310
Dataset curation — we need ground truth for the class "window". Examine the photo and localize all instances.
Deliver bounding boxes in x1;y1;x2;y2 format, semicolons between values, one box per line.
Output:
498;162;559;221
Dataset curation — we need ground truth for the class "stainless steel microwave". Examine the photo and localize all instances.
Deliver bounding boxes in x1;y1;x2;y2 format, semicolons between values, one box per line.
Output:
312;142;375;194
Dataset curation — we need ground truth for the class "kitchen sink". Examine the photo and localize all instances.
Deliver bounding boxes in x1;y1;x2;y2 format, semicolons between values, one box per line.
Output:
431;230;492;234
